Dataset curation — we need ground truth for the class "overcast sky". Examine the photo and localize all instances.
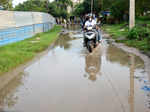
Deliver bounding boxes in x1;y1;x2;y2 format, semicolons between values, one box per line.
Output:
12;0;54;7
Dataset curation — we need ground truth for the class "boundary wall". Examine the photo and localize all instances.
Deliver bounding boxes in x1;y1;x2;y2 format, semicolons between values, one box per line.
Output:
0;11;56;46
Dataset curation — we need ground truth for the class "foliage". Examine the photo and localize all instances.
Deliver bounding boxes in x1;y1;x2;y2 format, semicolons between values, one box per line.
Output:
103;20;150;52
103;0;150;17
0;0;13;10
73;0;150;22
47;1;69;18
73;0;102;16
110;0;129;22
0;26;62;75
73;3;85;16
127;26;150;40
14;0;73;18
127;27;139;40
55;0;73;10
14;0;47;12
136;0;150;16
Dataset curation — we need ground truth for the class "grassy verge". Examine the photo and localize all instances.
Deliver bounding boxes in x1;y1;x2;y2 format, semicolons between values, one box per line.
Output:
102;18;150;54
102;23;129;39
0;25;62;75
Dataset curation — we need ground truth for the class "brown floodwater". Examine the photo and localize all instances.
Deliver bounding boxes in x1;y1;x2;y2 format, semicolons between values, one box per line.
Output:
0;26;150;112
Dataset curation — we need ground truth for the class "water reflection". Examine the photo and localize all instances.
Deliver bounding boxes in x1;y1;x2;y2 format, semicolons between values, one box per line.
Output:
53;34;74;50
107;45;144;69
129;55;135;112
52;24;81;50
84;46;102;81
66;24;81;31
0;73;25;111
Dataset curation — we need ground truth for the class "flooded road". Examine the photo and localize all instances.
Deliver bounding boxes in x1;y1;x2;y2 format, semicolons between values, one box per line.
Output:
0;25;150;112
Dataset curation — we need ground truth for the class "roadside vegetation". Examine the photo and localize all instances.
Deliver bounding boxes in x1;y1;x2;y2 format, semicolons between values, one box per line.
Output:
102;17;150;55
0;25;62;75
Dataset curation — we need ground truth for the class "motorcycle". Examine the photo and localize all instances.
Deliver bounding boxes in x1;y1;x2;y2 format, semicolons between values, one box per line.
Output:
84;25;97;53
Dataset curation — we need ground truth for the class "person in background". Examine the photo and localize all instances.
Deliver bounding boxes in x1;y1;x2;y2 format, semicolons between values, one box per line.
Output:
63;19;67;28
96;24;102;43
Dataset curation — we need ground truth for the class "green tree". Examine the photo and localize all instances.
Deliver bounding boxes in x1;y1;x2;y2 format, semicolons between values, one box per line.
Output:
14;0;47;12
0;0;13;10
110;0;129;22
73;0;102;16
136;0;150;16
56;0;73;9
14;0;72;19
47;0;73;18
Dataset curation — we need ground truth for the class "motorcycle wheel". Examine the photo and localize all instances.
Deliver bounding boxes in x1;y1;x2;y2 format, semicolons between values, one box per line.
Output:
94;43;97;48
87;41;92;53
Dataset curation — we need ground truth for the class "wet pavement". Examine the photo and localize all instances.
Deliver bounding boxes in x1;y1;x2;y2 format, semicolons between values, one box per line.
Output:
0;25;150;112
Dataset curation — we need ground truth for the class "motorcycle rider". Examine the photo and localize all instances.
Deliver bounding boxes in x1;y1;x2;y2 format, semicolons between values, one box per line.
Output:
83;15;96;47
84;15;96;28
83;15;102;47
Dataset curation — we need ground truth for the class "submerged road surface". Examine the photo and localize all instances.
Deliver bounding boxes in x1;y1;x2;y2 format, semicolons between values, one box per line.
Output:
0;25;150;112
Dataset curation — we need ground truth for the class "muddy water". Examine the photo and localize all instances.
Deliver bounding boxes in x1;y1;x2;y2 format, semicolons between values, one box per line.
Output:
0;26;150;112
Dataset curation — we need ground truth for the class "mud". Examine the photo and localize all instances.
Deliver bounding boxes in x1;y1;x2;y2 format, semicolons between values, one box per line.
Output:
0;26;150;112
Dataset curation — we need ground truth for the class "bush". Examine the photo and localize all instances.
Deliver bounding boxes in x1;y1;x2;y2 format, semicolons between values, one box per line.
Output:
127;27;139;40
127;26;150;40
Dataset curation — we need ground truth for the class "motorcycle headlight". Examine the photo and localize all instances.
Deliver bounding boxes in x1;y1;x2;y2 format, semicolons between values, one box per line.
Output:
87;27;92;30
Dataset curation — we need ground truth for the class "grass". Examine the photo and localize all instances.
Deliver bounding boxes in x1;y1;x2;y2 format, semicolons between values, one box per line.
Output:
102;23;129;39
0;25;62;75
136;16;150;25
102;17;150;54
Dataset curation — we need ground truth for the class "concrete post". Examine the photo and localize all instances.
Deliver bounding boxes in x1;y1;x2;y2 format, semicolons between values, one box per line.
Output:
129;0;135;29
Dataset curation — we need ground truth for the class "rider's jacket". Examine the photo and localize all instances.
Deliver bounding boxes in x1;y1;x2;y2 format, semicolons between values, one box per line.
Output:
85;19;96;27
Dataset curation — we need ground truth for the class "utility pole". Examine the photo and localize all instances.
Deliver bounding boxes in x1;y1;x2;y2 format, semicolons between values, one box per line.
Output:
129;0;135;29
91;0;93;14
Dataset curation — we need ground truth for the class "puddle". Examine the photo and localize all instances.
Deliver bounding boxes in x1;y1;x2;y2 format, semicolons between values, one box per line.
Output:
0;26;150;112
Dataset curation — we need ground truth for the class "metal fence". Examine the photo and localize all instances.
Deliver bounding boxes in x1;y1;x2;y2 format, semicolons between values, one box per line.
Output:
0;22;54;46
0;11;56;46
